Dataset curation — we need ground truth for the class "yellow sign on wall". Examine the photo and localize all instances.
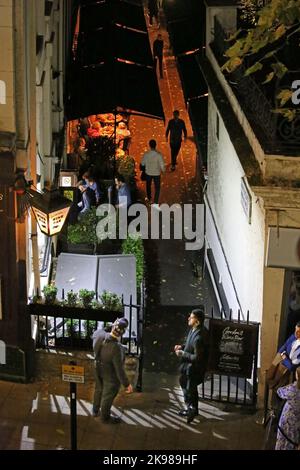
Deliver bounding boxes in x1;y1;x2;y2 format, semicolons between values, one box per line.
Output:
62;364;84;383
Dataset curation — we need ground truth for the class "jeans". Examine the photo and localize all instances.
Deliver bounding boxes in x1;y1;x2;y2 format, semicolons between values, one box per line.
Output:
93;362;120;420
146;175;161;204
170;141;182;166
154;55;163;78
179;373;199;412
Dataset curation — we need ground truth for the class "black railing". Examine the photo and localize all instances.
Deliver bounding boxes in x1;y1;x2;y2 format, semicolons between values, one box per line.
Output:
28;289;145;390
232;63;278;143
211;16;300;155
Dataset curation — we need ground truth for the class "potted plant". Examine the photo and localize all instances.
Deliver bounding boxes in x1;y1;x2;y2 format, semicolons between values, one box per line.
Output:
100;290;123;312
79;289;95;308
42;284;58;305
67;290;78;308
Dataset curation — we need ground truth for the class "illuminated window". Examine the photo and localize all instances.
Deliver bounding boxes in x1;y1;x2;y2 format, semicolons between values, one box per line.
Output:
0;81;6;104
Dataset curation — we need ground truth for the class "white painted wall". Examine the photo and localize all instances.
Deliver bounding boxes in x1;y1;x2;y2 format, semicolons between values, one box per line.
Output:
205;95;266;323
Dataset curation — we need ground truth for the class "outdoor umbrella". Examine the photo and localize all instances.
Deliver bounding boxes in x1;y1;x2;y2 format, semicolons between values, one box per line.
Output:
79;0;147;33
65;59;164;121
66;0;164;121
76;24;154;68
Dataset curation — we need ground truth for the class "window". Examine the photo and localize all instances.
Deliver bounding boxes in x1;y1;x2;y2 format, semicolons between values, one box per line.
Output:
0;81;6;105
241;177;252;224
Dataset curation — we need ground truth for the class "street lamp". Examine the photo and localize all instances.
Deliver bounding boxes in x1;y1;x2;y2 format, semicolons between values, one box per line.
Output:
14;174;72;236
30;188;72;236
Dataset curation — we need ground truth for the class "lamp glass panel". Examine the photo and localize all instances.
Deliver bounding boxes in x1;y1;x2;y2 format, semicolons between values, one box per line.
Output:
31;206;49;235
48;207;70;235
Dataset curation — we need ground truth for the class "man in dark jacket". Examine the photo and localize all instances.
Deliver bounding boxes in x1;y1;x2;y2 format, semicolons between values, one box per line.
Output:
148;0;159;26
174;307;208;423
278;321;300;372
153;33;164;79
165;110;187;170
92;318;133;423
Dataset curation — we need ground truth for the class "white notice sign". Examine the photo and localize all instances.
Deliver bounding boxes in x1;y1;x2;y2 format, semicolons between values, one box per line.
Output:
62;364;84;383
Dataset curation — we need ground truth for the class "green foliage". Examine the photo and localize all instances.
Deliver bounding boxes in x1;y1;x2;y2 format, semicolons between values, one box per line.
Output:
221;0;300;118
96;207;117;242
91;299;101;309
67;207;98;245
244;61;263;76
116;154;136;183
63;190;74;202
42;284;58;304
32;294;43;304
83;320;97;338
122;235;144;289
66;290;78;307
239;0;265;25
79;289;95;308
65;318;79;337
100;290;123;312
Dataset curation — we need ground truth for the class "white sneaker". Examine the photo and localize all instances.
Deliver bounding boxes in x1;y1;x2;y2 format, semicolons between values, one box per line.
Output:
151;203;161;211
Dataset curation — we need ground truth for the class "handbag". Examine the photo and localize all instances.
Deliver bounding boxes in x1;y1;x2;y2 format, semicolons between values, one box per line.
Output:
266;353;290;389
140;164;147;181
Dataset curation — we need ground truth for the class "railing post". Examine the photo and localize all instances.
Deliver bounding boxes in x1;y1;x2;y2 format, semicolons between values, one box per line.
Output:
128;295;132;355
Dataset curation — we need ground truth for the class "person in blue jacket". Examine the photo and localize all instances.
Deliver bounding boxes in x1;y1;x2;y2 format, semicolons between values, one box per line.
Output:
278;321;300;372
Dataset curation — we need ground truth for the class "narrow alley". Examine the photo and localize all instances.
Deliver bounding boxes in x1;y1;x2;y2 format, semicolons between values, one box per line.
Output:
0;6;265;452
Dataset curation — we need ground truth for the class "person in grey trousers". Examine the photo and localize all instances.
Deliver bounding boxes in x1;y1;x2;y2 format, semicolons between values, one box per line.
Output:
92;318;133;424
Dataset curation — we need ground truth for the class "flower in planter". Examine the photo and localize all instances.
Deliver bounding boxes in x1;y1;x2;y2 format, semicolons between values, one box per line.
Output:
79;289;96;308
42;284;58;305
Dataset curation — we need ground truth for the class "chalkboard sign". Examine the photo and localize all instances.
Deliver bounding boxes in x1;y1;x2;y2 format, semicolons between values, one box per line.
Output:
0;345;27;382
207;319;259;378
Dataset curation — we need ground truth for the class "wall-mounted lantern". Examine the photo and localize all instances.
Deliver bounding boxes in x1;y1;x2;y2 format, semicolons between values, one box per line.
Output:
14;174;72;236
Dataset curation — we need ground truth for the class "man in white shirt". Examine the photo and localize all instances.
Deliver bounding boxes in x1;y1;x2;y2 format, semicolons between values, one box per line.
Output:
141;139;165;209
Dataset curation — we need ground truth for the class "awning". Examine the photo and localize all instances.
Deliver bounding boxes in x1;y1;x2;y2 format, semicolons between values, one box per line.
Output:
79;0;147;33
177;53;207;101
66;0;164;121
76;24;153;67
163;0;205;56
65;60;164;120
